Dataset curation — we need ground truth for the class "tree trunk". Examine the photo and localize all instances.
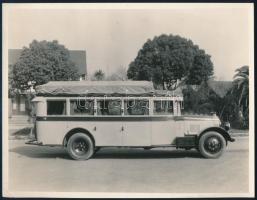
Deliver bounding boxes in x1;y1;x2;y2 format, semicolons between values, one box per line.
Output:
162;81;166;90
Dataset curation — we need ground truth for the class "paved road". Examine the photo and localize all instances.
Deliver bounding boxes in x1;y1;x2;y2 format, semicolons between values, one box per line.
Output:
7;137;249;195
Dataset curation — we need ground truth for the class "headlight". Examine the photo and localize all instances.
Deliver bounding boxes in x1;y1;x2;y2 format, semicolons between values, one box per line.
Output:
224;122;230;131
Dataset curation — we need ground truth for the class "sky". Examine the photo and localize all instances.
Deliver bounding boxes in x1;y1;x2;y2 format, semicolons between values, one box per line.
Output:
4;3;253;80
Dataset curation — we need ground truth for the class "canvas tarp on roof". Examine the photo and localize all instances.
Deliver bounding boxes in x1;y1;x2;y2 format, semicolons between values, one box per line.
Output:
35;81;155;96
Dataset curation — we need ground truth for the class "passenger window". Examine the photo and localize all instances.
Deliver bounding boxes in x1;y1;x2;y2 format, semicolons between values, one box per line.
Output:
70;99;94;115
47;100;66;115
154;101;173;115
125;100;149;115
97;100;122;115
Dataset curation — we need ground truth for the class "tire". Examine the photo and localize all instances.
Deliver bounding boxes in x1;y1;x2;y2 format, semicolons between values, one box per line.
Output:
67;133;94;160
198;131;226;159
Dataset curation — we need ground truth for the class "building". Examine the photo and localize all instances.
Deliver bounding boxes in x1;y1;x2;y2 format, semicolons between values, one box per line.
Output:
8;49;87;116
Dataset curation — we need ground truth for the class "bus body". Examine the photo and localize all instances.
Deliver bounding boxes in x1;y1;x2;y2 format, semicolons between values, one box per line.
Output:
27;81;235;160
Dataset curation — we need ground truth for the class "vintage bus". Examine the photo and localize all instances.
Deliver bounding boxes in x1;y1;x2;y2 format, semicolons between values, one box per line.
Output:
26;81;235;160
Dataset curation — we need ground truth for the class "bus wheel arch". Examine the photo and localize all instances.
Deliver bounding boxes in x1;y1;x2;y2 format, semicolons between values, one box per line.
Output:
64;128;96;160
197;127;228;159
63;128;95;147
198;127;231;146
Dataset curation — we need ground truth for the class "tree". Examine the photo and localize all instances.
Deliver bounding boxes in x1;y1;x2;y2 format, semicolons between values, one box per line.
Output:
106;66;128;81
232;65;249;128
233;66;249;106
127;34;214;89
220;90;244;129
10;40;79;91
92;69;105;81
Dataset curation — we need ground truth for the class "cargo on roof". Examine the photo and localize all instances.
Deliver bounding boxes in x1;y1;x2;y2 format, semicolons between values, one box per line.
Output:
35;81;156;96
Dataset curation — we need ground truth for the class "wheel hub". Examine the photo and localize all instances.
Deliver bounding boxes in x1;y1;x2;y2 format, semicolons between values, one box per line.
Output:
73;139;88;154
204;137;221;154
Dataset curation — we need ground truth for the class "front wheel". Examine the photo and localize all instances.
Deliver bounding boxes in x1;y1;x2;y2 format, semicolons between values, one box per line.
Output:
198;131;226;159
67;133;94;160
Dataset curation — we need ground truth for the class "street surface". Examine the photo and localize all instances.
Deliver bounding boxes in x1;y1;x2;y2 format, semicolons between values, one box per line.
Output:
8;137;249;194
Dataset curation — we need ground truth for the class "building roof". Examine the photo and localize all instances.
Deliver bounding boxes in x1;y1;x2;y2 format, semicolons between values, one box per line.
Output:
207;80;233;98
8;49;87;75
36;81;155;96
69;50;87;75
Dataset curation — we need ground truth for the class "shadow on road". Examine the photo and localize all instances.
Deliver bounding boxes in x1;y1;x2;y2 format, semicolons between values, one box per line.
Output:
9;145;203;160
93;148;203;159
9;145;71;159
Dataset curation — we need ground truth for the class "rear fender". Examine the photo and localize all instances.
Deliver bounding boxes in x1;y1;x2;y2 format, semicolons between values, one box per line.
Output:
63;127;95;147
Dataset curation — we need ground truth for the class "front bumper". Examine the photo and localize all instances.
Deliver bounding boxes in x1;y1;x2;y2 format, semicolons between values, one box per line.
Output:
227;130;235;142
220;122;235;142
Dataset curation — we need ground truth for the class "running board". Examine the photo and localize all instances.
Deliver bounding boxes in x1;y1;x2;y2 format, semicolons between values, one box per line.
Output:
25;140;43;146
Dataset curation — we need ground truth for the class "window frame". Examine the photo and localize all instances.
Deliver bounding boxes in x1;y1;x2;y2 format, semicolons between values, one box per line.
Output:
43;96;183;117
70;99;95;116
46;99;67;116
153;100;174;116
124;98;150;116
96;98;123;116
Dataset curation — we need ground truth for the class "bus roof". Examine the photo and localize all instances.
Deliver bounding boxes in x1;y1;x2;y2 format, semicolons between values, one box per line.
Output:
35;81;183;97
35;81;155;96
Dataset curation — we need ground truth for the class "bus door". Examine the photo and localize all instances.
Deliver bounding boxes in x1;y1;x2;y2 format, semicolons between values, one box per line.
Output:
94;99;123;146
122;99;151;146
151;100;178;145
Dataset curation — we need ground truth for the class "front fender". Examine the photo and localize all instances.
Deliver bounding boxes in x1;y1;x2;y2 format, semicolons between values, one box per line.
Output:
199;127;235;143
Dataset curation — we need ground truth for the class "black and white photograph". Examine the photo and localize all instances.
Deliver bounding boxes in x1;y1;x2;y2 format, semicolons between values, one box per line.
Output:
2;3;254;198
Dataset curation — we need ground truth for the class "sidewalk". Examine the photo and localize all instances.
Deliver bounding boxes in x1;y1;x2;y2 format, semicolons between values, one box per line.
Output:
9;115;33;140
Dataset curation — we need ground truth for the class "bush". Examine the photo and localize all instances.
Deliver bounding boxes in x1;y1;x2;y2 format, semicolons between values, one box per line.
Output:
182;84;248;129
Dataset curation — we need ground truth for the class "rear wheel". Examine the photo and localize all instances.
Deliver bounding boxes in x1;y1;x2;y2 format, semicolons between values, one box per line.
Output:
67;133;94;160
198;131;226;159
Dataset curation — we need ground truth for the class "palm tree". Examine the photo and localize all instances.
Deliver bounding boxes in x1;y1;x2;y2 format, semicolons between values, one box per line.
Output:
232;65;249;127
93;70;105;81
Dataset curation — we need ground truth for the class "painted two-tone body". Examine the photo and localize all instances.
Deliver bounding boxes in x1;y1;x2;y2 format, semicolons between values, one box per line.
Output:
27;81;235;160
31;96;232;148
